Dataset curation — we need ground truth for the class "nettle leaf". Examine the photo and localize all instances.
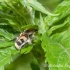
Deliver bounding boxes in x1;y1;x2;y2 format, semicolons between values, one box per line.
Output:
0;11;14;21
1;0;70;70
20;45;33;54
27;0;57;16
0;41;14;48
45;0;70;26
0;28;18;69
0;46;18;70
38;14;46;34
21;24;38;30
48;18;70;36
0;29;15;41
5;0;35;25
41;33;70;70
51;28;70;69
42;0;70;70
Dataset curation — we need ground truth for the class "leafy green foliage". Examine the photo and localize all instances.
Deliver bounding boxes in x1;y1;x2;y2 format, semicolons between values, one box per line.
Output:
41;0;70;70
0;0;70;70
0;0;52;70
27;0;56;16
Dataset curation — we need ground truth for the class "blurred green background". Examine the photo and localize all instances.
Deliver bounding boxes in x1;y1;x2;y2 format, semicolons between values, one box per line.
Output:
5;0;63;70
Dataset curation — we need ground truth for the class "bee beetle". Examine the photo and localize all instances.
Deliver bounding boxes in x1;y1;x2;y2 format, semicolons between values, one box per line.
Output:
15;28;37;50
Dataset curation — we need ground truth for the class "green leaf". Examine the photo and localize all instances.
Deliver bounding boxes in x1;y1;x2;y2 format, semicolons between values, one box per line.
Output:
38;14;46;34
27;0;58;16
1;0;70;70
5;0;35;25
0;54;11;66
45;0;70;26
0;46;18;69
0;41;14;48
20;45;33;54
48;19;69;36
0;29;15;40
41;27;70;70
21;24;38;30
